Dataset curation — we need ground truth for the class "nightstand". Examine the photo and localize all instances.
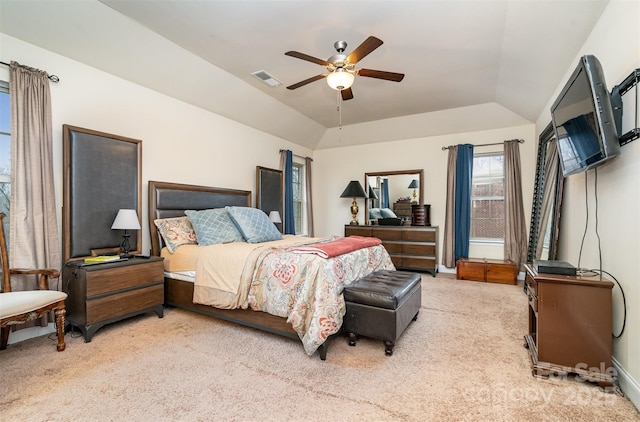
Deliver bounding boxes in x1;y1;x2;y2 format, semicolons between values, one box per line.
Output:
62;257;165;342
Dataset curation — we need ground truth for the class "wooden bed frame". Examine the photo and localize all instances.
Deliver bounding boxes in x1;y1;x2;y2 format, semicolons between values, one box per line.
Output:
148;180;328;360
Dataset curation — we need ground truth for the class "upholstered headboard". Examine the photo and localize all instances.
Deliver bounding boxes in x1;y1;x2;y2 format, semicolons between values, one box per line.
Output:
148;181;251;256
62;125;142;262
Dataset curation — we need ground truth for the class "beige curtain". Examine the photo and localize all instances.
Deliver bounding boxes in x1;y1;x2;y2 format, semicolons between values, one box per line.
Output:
536;139;559;259
442;146;457;268
304;157;314;237
9;61;60;297
503;139;527;269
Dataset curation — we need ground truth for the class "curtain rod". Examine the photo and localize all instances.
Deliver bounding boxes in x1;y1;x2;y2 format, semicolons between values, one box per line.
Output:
279;149;313;161
441;139;524;151
0;61;60;83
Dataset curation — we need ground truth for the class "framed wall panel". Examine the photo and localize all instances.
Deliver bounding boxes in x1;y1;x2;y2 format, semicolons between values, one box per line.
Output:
256;166;283;233
63;125;142;262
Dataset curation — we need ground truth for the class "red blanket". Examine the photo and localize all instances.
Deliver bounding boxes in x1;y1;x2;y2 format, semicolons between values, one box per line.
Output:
289;236;382;259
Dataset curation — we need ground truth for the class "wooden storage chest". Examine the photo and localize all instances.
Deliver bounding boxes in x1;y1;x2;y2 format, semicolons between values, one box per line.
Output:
456;257;518;285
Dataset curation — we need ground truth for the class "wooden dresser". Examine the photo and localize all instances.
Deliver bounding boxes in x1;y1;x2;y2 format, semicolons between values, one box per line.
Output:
392;202;413;220
345;225;439;276
523;264;614;387
63;257;165;342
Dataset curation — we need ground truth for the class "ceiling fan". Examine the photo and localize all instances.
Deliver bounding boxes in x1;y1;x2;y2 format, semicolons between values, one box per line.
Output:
285;36;404;101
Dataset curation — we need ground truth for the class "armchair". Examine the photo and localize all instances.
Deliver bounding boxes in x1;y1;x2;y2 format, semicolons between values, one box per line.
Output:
0;213;67;351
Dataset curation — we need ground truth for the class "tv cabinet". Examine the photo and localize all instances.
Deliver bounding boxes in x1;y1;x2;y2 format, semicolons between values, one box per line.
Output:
345;225;438;276
523;264;615;387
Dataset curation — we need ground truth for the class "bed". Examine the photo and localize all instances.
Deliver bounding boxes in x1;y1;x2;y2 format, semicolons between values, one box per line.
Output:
148;180;394;359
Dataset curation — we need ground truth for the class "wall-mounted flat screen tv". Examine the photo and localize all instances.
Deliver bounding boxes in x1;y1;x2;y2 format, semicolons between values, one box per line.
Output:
551;55;620;177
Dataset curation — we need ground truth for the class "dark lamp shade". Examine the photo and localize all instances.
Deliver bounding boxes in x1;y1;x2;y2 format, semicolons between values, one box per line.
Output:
408;179;419;189
340;180;367;198
368;185;378;200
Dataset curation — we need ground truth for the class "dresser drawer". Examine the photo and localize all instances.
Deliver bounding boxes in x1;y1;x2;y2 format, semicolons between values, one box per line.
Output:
403;229;436;242
372;228;403;240
389;255;403;268
86;260;164;297
345;226;372;237
401;256;436;270
382;241;403;254
403;243;436;256
86;283;164;324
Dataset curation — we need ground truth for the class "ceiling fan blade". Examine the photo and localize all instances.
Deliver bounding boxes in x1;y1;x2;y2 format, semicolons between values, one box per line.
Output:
285;51;330;67
341;87;354;101
286;74;327;90
358;68;405;82
346;36;383;64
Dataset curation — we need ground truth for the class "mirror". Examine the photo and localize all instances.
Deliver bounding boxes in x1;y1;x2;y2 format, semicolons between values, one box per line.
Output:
364;169;424;224
256;166;283;233
527;123;564;263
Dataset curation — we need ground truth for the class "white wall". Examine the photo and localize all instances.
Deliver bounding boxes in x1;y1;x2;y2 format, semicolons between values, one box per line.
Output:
534;0;640;407
312;124;537;264
0;34;312;257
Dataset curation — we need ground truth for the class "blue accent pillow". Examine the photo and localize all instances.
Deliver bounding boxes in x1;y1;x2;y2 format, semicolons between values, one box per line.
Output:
225;206;283;243
369;208;383;220
184;209;244;246
380;208;398;218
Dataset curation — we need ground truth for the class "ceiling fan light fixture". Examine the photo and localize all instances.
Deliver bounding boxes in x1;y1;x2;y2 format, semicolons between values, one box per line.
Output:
326;69;354;91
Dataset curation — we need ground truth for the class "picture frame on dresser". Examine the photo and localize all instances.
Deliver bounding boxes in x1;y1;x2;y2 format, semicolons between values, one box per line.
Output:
62;125;142;262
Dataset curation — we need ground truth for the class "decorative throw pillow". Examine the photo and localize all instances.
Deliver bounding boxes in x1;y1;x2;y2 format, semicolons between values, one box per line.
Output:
184;208;244;246
154;216;197;253
369;208;383;220
225;206;283;243
380;208;398;218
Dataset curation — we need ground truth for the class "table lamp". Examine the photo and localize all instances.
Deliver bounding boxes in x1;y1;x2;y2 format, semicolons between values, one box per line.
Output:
408;179;419;202
340;180;368;225
111;209;140;258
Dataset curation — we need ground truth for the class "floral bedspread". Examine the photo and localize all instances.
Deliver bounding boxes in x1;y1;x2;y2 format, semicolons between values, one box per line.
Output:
247;243;395;356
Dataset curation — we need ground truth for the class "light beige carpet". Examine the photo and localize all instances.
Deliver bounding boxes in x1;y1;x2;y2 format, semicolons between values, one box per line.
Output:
1;275;638;421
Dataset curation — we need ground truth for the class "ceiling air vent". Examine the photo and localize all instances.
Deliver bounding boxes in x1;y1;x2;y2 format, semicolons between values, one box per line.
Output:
251;70;282;87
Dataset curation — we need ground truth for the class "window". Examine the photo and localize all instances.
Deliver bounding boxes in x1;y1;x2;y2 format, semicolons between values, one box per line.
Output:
291;162;305;234
0;81;9;241
470;152;504;241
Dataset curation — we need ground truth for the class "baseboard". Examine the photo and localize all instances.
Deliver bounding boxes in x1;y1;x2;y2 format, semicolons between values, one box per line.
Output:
613;356;640;411
6;323;56;345
438;265;456;274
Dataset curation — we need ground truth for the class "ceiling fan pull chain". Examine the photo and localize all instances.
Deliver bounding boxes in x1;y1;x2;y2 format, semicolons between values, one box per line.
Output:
337;90;343;131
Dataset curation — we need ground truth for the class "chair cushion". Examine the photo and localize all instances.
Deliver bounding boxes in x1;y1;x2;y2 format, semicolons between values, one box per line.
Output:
0;291;67;319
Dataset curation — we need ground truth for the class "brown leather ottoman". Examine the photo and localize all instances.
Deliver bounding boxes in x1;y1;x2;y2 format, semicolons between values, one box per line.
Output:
343;270;421;356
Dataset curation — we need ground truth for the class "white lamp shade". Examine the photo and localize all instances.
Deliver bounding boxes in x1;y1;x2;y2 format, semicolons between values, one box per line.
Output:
269;211;282;223
326;69;355;90
111;209;141;230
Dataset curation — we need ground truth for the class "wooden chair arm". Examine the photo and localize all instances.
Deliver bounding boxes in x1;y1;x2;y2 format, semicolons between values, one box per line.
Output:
9;268;61;290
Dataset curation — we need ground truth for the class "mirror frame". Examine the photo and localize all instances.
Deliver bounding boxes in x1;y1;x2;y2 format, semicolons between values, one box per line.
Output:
364;169;424;225
527;122;564;263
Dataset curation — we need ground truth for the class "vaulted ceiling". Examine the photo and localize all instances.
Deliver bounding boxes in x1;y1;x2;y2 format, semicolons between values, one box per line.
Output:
0;1;608;149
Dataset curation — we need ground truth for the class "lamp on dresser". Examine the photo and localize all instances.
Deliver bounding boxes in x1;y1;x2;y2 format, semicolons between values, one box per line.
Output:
111;209;141;258
408;179;419;203
368;185;378;208
340;180;368;225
